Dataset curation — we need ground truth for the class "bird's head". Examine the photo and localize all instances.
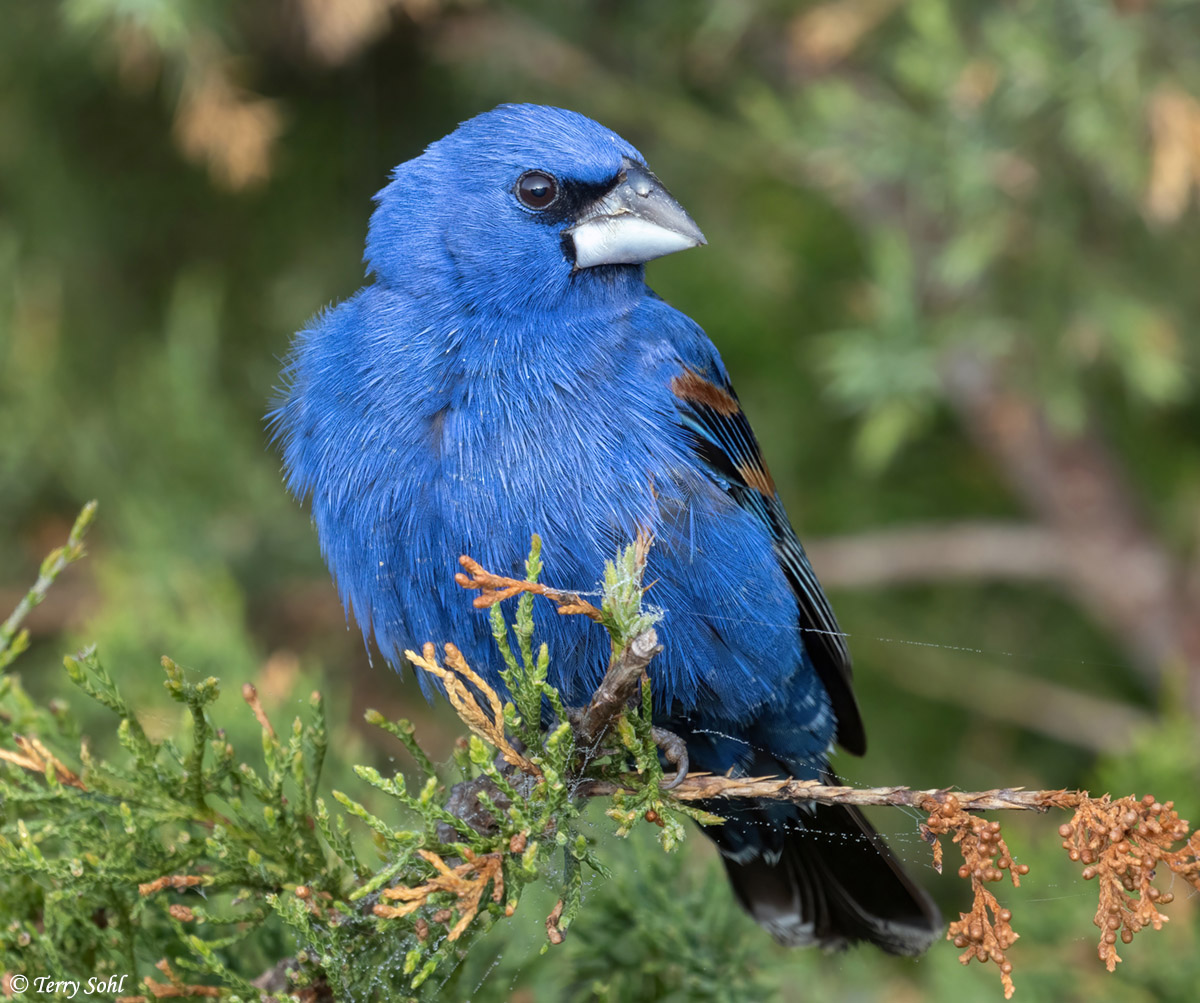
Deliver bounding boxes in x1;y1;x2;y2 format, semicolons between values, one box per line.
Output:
365;104;705;317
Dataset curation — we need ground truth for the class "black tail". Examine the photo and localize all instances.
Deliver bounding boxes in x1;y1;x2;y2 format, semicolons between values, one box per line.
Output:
714;798;941;955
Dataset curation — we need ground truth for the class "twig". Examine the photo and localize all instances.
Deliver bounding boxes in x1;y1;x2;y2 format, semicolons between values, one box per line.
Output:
580;775;1084;812
576;628;662;746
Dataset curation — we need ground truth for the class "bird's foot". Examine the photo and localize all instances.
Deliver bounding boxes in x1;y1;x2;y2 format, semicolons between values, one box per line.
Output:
650;726;689;790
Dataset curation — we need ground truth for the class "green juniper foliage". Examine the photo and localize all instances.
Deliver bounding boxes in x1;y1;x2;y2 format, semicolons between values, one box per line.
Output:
0;510;713;1001
559;837;771;1003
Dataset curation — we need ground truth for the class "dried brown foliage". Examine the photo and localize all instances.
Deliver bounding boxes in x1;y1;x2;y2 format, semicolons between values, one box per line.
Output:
788;0;903;74
405;641;540;776
137;874;207;896
545;899;565;945
119;959;222;1000
173;55;282;191
241;682;276;738
373;848;504;942
923;796;1028;999
99;18;281;190
295;0;443;65
455;554;604;621
0;734;86;790
1061;793;1200;971
1144;86;1200;224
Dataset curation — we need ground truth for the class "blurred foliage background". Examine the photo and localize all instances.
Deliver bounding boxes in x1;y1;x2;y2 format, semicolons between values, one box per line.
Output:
2;0;1199;1000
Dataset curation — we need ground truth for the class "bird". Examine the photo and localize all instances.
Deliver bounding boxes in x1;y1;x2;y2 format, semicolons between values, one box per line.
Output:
271;103;941;955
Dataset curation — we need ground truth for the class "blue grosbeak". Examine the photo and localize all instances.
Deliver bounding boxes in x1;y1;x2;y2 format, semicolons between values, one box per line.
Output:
272;104;939;954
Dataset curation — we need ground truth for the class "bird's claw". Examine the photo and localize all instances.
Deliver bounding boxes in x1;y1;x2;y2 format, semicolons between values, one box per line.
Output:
650;726;689;790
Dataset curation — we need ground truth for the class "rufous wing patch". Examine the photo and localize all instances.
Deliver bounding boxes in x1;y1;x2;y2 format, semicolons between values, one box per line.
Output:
736;460;776;495
669;368;740;416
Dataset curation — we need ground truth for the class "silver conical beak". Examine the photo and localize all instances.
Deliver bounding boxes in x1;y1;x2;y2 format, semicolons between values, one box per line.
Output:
566;158;706;269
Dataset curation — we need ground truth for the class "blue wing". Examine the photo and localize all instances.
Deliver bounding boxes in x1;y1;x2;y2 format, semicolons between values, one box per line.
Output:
667;358;866;755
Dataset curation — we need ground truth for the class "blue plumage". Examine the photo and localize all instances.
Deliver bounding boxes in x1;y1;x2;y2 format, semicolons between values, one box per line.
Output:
272;104;939;953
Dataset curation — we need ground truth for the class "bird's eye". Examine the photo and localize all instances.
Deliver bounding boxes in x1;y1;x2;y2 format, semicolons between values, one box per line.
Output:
516;171;559;210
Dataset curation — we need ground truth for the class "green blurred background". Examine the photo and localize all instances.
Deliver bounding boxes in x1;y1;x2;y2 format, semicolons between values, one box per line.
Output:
2;1;1199;1000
